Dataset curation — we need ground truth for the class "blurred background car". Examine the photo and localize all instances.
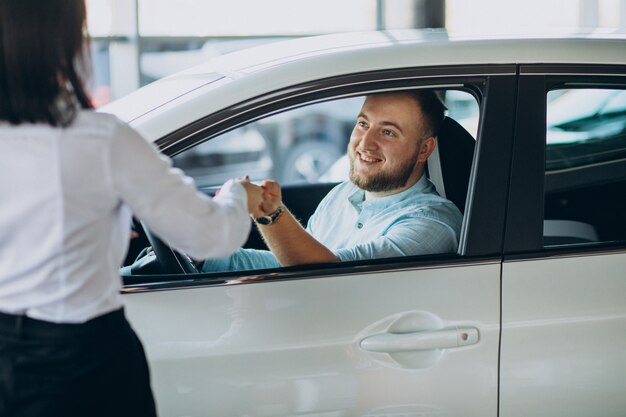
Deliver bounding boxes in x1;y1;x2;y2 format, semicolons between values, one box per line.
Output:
546;88;626;169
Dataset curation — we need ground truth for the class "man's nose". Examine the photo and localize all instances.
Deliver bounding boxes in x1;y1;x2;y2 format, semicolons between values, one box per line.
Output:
359;128;379;149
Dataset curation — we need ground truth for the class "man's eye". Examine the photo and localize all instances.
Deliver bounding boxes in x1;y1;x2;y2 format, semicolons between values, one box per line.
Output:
357;121;368;128
383;129;395;137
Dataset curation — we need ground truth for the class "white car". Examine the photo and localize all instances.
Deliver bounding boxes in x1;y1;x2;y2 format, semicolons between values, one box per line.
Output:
103;30;626;417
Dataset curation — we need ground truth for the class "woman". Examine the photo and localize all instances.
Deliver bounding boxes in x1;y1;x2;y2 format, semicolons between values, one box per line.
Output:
0;1;262;416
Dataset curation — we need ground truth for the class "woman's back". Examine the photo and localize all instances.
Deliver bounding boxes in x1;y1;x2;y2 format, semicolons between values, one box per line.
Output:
0;112;134;322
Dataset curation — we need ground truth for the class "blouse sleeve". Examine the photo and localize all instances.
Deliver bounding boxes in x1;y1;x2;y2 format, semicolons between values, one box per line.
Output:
108;120;251;260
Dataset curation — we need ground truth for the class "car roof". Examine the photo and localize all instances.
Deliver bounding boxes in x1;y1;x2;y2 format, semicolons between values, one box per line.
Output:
101;30;626;141
194;29;626;74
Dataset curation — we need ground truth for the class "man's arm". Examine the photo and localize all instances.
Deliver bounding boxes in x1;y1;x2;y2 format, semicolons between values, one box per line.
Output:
254;180;339;267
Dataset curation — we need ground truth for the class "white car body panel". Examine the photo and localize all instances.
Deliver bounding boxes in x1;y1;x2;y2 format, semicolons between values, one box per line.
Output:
125;263;500;416
102;33;626;142
501;250;626;416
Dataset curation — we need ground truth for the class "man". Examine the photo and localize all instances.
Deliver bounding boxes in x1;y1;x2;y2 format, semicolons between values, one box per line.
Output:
202;90;463;272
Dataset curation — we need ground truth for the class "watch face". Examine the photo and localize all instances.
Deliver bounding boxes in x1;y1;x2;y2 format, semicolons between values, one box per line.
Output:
256;216;271;225
255;205;284;225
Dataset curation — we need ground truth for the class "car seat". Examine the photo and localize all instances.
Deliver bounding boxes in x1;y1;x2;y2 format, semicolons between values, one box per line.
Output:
543;219;599;245
426;116;475;214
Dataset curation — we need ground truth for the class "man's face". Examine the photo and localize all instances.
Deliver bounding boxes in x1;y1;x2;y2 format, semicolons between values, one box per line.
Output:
348;93;432;197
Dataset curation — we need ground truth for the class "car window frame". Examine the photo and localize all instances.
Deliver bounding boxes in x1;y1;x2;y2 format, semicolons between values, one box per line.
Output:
123;65;519;292
504;64;626;260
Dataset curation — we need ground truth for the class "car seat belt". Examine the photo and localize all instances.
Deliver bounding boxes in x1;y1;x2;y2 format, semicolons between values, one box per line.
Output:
428;140;446;198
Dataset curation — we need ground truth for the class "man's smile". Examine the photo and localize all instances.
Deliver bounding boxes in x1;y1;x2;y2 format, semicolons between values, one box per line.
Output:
356;151;383;164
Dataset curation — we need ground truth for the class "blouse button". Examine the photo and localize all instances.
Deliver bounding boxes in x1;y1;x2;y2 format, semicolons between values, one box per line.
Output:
357;222;363;229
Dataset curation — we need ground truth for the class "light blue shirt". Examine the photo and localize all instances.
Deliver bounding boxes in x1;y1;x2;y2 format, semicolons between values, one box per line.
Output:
202;175;463;272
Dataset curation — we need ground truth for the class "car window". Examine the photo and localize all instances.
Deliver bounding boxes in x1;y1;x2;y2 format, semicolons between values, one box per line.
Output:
172;91;479;188
543;87;626;247
122;88;484;278
170;89;480;275
546;88;626;170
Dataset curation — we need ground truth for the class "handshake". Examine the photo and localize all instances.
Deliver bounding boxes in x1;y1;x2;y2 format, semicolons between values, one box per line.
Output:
235;177;282;220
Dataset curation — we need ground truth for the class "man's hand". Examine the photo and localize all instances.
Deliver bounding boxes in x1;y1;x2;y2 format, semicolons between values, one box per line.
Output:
247;179;283;218
257;180;282;217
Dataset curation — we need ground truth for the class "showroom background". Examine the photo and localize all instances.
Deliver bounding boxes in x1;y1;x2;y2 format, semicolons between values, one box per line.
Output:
85;0;626;107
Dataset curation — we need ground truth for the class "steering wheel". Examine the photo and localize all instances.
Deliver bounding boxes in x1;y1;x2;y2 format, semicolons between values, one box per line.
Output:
141;222;199;274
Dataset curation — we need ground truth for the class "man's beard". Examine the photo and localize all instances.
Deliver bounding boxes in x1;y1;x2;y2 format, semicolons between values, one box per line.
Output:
349;150;419;193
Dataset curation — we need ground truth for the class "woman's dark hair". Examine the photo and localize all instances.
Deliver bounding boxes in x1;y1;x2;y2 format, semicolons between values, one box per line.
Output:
0;0;93;126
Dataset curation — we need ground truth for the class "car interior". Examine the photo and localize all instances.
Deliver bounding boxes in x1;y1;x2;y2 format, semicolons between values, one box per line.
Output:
246;114;477;252
121;90;480;278
425;116;475;215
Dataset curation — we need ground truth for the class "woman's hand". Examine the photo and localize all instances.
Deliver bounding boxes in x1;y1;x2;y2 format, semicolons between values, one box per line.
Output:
235;176;264;216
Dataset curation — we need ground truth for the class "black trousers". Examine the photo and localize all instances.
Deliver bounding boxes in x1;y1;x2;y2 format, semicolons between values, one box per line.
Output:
0;308;157;417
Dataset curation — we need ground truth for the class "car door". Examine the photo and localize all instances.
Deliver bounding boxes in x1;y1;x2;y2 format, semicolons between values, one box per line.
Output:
500;66;626;417
122;68;517;417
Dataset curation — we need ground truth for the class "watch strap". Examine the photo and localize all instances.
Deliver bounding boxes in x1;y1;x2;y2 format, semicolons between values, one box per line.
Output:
255;205;285;225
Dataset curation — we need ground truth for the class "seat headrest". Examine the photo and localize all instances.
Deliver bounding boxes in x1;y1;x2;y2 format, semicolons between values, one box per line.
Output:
427;116;475;214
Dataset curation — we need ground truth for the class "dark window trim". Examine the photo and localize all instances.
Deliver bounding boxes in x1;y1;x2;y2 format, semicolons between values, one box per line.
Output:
503;74;547;254
520;64;626;77
162;69;517;257
122;254;502;293
122;65;519;292
503;242;626;262
504;64;626;256
156;64;516;155
463;74;518;256
157;67;518;258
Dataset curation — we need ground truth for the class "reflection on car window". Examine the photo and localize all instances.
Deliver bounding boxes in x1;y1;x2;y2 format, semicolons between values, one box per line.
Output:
173;90;479;188
172;128;272;187
546;89;626;170
543;87;626;248
172;97;364;188
444;89;479;137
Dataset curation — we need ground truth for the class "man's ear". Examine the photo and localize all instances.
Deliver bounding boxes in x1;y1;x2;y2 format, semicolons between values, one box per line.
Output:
417;137;437;163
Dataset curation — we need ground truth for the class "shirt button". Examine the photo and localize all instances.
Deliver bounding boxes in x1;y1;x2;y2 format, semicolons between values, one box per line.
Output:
357;222;363;229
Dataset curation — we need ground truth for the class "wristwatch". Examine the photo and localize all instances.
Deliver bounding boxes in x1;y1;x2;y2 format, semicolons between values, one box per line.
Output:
255;205;285;225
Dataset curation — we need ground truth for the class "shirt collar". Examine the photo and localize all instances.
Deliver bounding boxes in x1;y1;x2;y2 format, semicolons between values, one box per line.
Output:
347;174;433;212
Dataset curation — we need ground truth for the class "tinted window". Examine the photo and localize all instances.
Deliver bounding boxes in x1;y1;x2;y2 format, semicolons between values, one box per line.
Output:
546;89;626;170
172;97;363;187
544;88;626;247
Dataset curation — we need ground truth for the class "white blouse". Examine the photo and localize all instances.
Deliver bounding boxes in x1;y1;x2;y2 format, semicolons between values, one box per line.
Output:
0;111;251;323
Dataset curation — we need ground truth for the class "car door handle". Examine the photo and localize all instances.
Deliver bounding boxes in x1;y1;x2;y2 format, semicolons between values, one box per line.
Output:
360;327;479;353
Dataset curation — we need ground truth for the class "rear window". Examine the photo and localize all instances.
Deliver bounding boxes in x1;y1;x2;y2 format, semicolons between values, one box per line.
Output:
546;89;626;170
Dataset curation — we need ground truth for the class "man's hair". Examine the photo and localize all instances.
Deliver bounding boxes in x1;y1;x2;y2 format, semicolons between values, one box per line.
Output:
0;0;93;126
409;89;447;139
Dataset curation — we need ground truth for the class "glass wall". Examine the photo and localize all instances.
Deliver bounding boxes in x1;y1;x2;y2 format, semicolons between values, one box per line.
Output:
86;0;626;106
